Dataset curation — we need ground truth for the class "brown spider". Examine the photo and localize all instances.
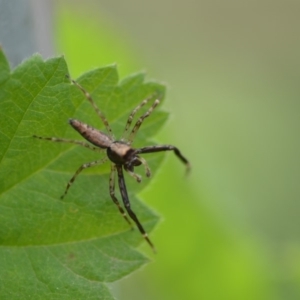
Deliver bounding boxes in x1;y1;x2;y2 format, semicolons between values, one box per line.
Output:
33;76;190;251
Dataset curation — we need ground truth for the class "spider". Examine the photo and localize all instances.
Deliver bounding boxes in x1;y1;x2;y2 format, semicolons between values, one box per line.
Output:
33;76;190;252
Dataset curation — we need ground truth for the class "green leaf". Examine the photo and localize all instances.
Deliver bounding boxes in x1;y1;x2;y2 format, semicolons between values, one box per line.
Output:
0;49;168;299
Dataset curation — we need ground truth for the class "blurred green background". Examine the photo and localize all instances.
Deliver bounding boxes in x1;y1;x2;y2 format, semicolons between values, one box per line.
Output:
5;0;300;299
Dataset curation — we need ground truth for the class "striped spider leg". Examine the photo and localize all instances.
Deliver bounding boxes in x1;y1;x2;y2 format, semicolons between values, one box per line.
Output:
34;76;190;252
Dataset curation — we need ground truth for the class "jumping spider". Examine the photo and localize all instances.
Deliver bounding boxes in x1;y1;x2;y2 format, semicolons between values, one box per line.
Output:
34;76;190;251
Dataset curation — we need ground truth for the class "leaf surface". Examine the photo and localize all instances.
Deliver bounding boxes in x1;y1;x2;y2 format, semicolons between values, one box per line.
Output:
0;50;167;299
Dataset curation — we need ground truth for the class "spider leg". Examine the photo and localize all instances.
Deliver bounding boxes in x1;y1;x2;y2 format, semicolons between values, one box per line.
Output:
135;145;191;174
61;157;108;199
33;135;104;153
122;97;151;140
67;76;114;137
128;99;160;144
116;164;156;252
109;164;133;228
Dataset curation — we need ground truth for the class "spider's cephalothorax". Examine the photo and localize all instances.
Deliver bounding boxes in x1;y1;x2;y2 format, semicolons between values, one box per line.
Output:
33;77;190;252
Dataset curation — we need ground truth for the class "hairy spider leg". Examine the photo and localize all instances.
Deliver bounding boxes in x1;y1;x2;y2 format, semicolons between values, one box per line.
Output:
109;164;133;228
128;99;160;144
116;164;156;252
135;145;191;174
32;135;104;153
122;97;152;139
61;157;108;199
68;76;114;138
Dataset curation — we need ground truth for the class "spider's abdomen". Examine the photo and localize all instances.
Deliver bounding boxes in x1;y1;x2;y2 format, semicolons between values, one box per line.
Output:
69;119;113;149
107;141;133;164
